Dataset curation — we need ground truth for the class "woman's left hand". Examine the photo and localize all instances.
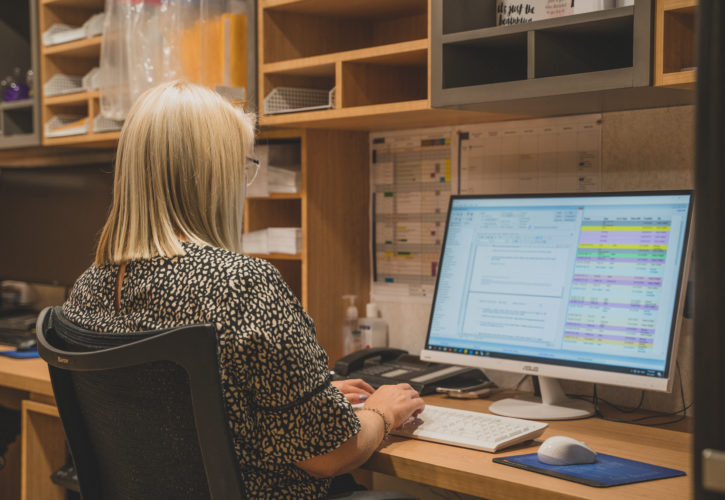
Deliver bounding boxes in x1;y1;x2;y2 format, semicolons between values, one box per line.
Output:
332;379;375;404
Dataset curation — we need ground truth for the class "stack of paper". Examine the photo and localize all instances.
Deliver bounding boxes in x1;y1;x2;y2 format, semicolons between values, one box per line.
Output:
268;166;301;193
242;228;301;255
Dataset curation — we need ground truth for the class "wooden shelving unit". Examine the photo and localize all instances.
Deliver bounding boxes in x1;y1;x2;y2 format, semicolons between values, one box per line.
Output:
431;0;695;116
655;0;697;89
39;0;120;146
257;0;509;130
246;128;369;362
0;0;41;149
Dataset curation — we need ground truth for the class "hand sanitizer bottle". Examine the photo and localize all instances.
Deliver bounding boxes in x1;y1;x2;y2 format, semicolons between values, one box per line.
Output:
358;303;388;348
342;295;360;355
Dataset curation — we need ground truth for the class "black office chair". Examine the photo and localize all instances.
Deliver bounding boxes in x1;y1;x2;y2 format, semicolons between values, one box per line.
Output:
37;306;417;500
37;306;244;500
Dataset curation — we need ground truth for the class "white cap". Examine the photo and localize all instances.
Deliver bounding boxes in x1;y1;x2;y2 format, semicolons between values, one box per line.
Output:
366;303;378;318
343;295;358;320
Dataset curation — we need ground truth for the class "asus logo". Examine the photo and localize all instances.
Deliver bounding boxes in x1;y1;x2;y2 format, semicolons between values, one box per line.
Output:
57;356;69;364
523;365;539;372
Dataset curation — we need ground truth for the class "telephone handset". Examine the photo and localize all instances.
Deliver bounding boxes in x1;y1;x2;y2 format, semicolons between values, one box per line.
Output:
333;347;408;376
332;347;490;395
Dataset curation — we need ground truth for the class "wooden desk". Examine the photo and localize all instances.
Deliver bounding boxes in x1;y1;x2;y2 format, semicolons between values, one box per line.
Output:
0;355;692;500
0;351;64;500
364;393;692;499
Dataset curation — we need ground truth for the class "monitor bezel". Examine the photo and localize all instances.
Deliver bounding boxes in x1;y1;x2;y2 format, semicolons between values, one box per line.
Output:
420;190;694;393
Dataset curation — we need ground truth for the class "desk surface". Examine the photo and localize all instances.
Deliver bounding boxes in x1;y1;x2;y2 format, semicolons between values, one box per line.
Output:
365;393;692;499
0;355;691;499
0;351;52;396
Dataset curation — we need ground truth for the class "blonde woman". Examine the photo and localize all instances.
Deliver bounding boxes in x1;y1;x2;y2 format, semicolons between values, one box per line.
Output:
62;81;424;498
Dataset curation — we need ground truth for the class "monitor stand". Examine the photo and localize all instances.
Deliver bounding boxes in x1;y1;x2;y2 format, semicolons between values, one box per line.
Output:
489;376;594;420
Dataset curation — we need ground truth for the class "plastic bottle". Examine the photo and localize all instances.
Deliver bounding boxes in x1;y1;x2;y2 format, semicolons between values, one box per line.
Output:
358;303;388;349
342;295;362;355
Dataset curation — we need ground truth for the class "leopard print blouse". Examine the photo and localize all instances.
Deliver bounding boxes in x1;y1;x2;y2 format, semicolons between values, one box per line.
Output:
62;241;361;498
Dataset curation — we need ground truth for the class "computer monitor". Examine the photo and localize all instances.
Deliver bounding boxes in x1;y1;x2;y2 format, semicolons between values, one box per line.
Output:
420;191;694;420
0;164;114;288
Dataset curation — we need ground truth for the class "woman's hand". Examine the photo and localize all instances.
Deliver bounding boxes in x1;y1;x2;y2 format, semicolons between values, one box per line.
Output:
331;378;374;404
363;383;425;429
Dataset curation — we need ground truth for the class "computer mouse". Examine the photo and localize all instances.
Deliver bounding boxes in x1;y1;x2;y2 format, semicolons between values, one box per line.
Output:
537;435;597;465
16;338;37;352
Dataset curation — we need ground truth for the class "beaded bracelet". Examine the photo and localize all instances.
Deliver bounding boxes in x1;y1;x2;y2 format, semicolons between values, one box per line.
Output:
358;407;391;440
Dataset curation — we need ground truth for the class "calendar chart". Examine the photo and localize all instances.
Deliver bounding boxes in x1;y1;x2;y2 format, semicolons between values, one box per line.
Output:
371;128;455;300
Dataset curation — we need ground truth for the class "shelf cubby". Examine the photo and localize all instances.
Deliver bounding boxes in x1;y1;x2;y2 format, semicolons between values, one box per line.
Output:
0;0;41;149
533;15;634;78
441;0;498;34
442;32;527;88
261;0;427;63
4;107;34;136
655;0;697;89
341;48;427;107
245;198;302;232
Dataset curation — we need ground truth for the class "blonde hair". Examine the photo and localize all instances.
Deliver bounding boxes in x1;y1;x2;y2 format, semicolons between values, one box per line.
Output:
95;80;255;266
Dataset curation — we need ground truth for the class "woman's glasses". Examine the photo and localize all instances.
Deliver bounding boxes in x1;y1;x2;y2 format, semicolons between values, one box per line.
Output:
245;157;260;186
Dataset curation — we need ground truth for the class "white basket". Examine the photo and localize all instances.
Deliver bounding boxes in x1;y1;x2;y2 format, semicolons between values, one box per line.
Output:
43;24;84;46
263;87;334;115
93;114;123;133
44;74;83;97
45;115;89;138
42;12;105;46
83;12;105;37
82;67;100;91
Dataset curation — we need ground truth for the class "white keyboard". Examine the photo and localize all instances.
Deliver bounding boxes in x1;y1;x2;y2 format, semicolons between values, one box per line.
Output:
391;405;548;452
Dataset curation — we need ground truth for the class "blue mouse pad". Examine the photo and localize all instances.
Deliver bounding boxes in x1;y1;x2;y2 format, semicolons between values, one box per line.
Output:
0;349;39;359
493;453;685;488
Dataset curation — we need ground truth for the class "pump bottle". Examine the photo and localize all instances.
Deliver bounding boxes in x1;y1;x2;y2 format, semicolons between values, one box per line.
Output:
358;303;388;348
342;295;362;355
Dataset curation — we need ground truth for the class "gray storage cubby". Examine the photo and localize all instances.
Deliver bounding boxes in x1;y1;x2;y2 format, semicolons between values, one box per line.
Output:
533;15;634;78
432;0;694;115
442;0;498;34
4;106;34;136
443;32;527;88
0;0;40;148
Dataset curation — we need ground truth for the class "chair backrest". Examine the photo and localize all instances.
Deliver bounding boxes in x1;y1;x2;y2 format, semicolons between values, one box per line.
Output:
36;306;245;500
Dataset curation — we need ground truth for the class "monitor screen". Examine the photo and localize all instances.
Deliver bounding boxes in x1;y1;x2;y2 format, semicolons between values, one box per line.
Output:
0;164;114;287
421;191;693;418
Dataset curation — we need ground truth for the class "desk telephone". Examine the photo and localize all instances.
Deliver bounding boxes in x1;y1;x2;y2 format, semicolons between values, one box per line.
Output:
332;347;491;396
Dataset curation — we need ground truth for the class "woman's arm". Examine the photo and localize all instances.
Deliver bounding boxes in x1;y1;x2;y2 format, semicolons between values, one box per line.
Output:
296;383;425;478
295;410;386;478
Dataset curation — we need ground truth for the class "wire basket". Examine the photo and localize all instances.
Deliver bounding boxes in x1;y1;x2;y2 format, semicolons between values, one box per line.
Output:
45;115;88;138
93;114;124;133
44;74;83;97
83;13;105;37
82;67;100;91
42;24;84;46
263;87;334;115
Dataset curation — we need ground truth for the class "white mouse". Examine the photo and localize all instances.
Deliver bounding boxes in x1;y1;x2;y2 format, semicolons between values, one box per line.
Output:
537;435;597;465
